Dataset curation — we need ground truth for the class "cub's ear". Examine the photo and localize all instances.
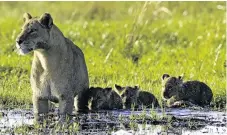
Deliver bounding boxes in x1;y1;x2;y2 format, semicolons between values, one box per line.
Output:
162;74;170;80
23;13;32;22
39;13;53;29
134;86;139;89
106;87;112;92
178;76;183;81
115;84;126;92
177;75;184;84
115;84;122;90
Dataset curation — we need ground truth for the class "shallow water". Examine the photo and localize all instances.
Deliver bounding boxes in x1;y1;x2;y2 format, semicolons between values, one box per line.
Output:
0;108;226;134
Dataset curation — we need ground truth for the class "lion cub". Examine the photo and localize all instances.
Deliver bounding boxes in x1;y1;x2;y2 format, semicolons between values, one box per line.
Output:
88;87;123;110
115;84;159;109
161;74;213;107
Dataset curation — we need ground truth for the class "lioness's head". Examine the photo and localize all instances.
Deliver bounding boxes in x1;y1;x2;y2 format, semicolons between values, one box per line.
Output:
161;74;183;99
16;13;53;55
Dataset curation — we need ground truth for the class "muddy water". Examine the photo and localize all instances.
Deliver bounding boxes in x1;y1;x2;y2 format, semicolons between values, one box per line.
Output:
0;108;226;134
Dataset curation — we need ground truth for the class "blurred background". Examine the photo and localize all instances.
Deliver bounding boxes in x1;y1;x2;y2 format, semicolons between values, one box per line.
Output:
0;1;225;107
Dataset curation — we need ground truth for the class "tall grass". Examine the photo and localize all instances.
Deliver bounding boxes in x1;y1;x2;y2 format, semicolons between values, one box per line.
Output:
0;1;225;107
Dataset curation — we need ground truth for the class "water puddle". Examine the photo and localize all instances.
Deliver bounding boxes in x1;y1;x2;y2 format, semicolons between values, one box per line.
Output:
0;108;226;134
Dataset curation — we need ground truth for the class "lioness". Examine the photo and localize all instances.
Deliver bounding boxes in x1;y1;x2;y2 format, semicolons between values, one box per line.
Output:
16;13;89;123
161;74;213;107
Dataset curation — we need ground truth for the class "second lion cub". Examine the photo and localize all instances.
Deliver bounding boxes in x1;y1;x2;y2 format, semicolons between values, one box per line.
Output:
115;84;159;109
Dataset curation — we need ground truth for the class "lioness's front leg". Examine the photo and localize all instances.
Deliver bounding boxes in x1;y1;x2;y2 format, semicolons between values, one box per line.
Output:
58;94;74;124
33;95;49;123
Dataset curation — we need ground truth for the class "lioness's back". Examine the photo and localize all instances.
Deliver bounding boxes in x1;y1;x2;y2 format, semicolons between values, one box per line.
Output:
66;38;84;58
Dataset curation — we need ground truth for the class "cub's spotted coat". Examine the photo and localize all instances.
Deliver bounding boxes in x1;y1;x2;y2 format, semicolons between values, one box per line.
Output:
115;84;159;109
161;74;213;107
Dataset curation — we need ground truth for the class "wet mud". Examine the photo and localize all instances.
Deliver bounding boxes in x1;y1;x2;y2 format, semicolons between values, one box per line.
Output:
0;108;226;134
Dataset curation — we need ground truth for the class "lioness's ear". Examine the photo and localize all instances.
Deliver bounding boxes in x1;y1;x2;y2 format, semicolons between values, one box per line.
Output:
162;74;170;80
39;13;53;29
23;13;32;22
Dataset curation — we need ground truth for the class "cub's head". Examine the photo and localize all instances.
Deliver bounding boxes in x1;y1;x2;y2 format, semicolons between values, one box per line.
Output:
89;87;112;109
161;74;183;99
115;84;139;108
16;13;53;55
89;87;112;102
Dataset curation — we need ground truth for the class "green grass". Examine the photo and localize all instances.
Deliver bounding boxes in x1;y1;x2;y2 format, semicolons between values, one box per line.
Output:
0;1;226;108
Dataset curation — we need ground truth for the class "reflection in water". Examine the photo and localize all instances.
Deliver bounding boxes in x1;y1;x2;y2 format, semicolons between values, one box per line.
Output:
0;109;33;128
113;125;227;135
0;108;226;134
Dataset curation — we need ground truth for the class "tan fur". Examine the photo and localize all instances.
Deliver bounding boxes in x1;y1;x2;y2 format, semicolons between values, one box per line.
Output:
16;13;89;123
